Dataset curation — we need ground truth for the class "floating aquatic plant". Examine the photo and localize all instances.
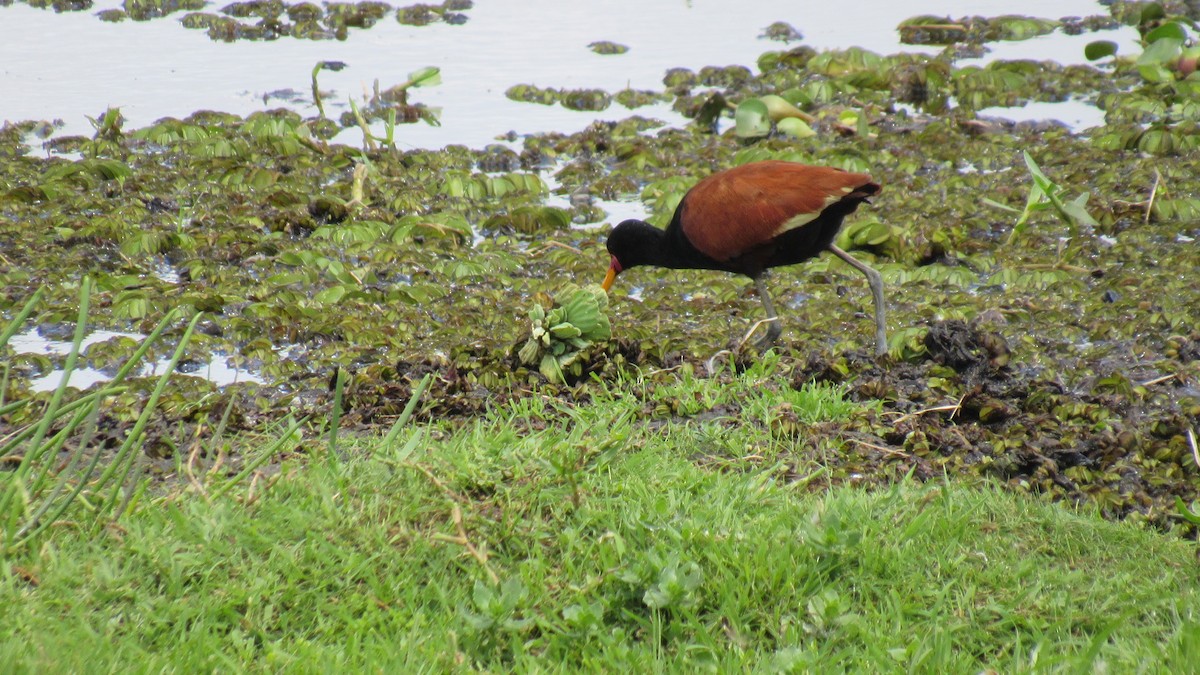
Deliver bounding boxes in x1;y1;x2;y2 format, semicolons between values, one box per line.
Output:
1086;2;1200;84
588;41;629;55
734;98;772;139
735;94;818;139
518;284;611;384
898;14;1059;46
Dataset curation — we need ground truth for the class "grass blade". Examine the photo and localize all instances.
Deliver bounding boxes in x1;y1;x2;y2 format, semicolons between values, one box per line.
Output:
381;373;432;450
96;311;204;518
208;416;305;501
0;279;91;527
0;287;44;350
327;367;349;462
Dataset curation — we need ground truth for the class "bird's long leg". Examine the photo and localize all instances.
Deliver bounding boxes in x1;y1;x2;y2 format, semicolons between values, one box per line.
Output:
828;244;887;357
753;275;782;350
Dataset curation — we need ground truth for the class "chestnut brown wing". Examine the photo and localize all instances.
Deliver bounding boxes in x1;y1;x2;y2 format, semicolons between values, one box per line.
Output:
679;161;878;263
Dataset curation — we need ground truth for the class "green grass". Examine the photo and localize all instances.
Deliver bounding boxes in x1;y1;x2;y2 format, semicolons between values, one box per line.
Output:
2;362;1198;671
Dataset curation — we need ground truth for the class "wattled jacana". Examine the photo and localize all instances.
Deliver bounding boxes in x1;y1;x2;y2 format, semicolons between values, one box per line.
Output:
601;160;887;355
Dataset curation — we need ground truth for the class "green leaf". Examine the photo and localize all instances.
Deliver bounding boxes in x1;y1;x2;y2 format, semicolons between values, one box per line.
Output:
863;222;892;246
758;94;809;122
1144;21;1187;44
407;66;442;88
1176;496;1200;525
548;322;582;339
1014;181;1047;229
528;303;545;324
441;177;465;197
777;118;816;138
112;292;150;320
485;176;515;197
1022;151;1052;189
539;353;565;383
992;16;1059;41
315;285;348;304
1062;192;1099;227
86;159;133;182
278;251;313;267
734;98;771;139
982;197;1021;213
1152;197;1200;221
1137;37;1182;67
1084;40;1118;61
1139;3;1166;27
560;286;610;340
1138;64;1176;83
518;338;540;365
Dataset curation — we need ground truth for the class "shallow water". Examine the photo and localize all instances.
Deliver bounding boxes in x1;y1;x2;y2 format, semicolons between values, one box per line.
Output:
977;99;1107;131
8;328;265;391
1;0;1138;146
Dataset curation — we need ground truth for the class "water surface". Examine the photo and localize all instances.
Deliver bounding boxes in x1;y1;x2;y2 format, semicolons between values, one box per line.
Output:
0;0;1138;146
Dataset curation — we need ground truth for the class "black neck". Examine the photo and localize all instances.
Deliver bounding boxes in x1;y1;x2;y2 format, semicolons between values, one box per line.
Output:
610;219;726;272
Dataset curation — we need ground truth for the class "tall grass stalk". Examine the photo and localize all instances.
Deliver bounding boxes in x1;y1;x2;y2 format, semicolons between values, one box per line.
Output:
97;312;204;518
0;282;202;552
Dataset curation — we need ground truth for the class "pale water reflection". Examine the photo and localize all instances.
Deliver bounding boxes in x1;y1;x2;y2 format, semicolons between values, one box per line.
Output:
8;328;265;391
0;0;1139;147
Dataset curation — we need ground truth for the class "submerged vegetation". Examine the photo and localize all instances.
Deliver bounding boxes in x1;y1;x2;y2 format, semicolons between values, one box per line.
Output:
1;0;1200;665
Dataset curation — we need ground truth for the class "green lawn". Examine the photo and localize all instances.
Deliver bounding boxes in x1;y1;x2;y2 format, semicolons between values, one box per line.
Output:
3;363;1198;671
